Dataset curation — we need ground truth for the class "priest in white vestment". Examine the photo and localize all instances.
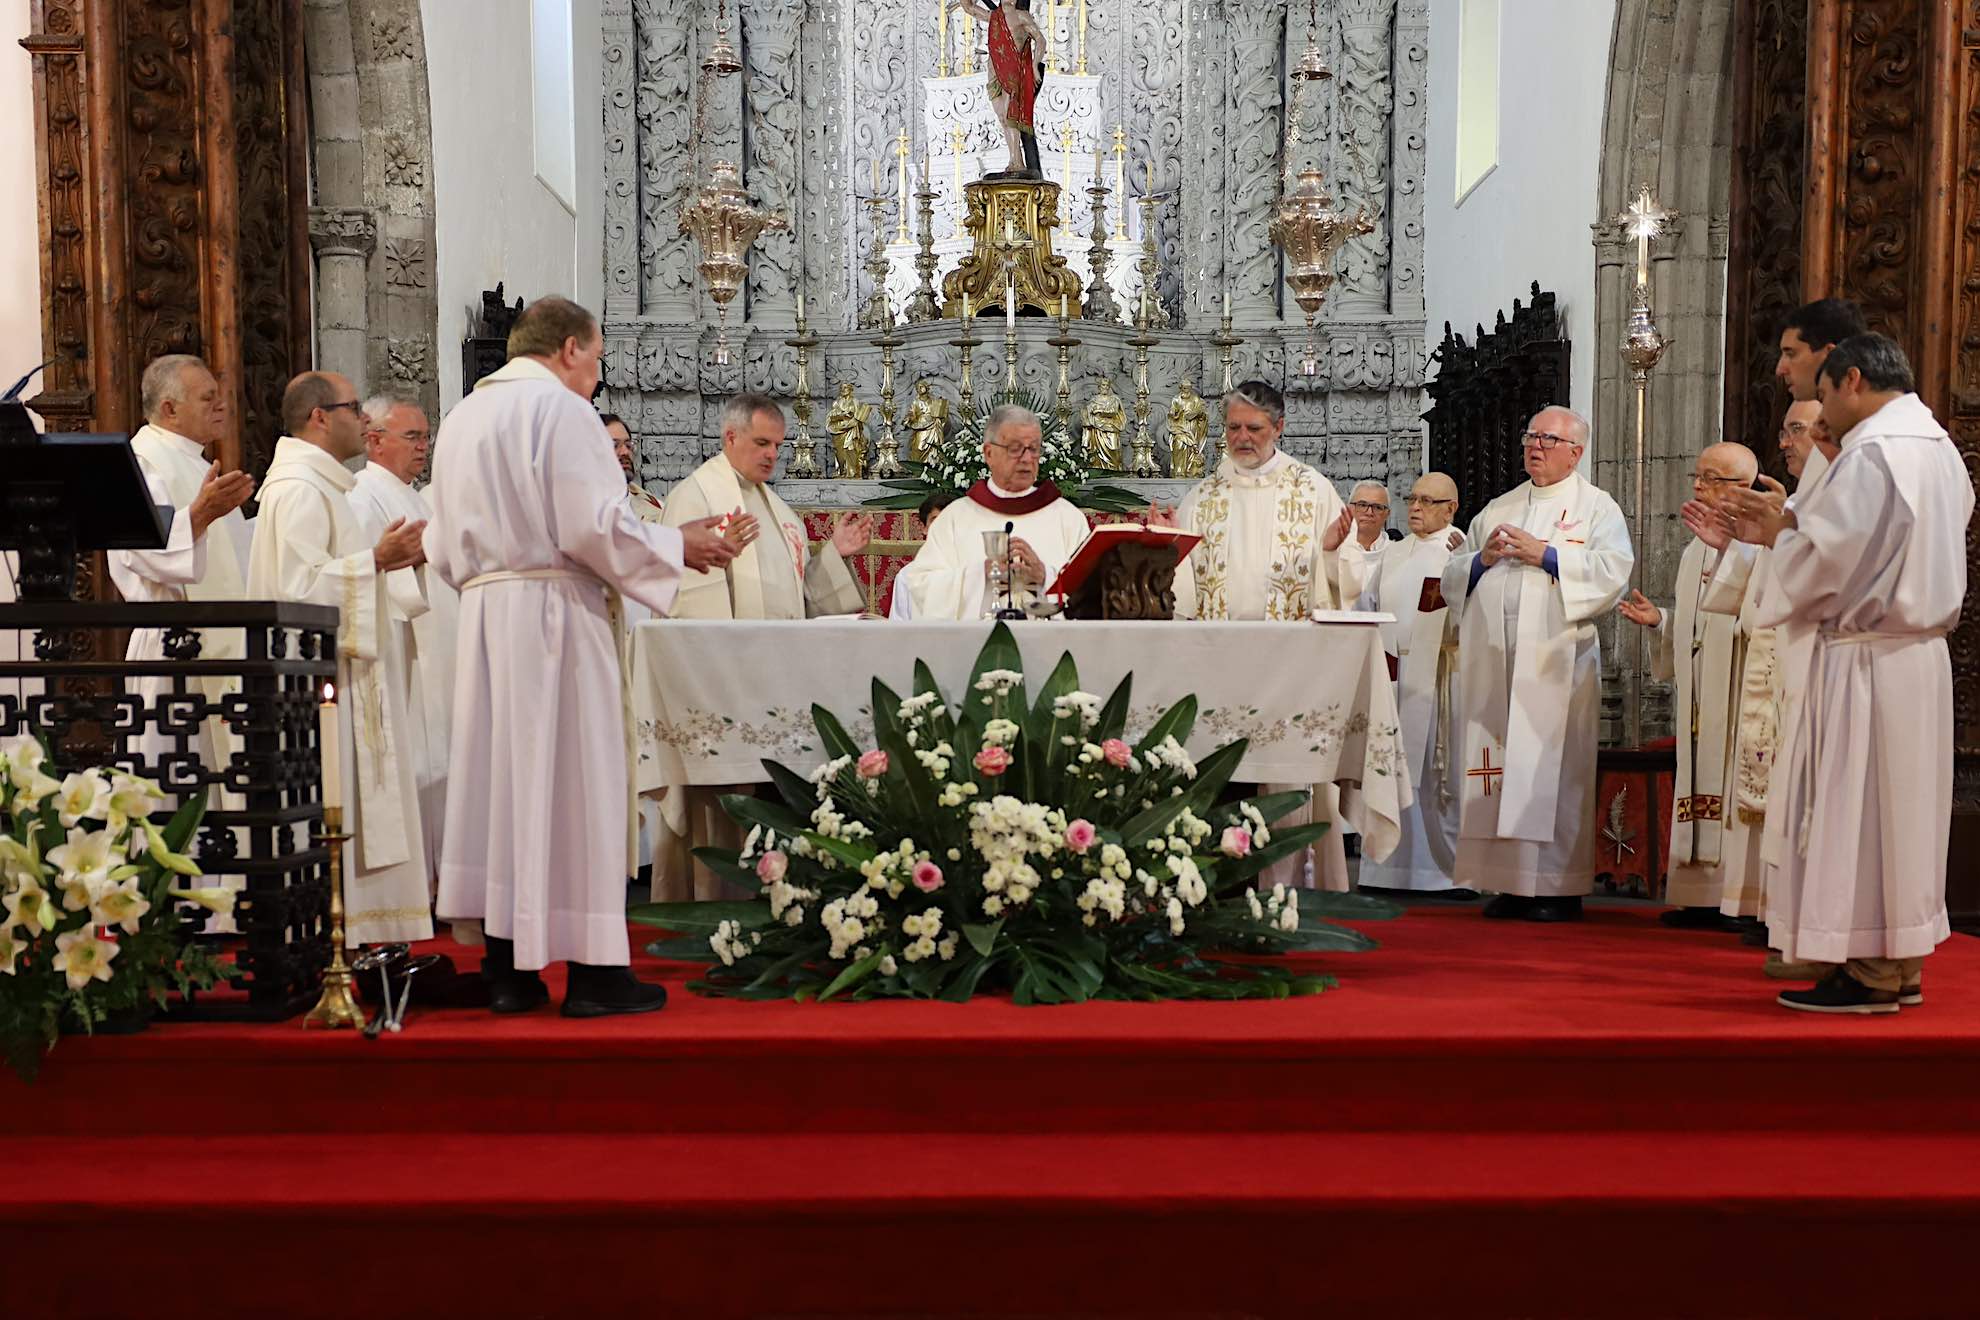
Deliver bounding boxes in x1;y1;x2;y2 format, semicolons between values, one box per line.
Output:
1175;380;1356;892
1441;406;1633;921
248;372;432;947
1353;472;1465;893
1618;442;1759;928
348;395;455;884
651;392;872;901
107;355;255;928
425;296;738;1018
1336;481;1395;604
895;404;1092;620
1726;334;1973;1013
605;414;667;526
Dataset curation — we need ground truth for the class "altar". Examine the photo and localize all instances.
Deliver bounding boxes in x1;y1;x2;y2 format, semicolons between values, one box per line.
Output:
631;618;1412;863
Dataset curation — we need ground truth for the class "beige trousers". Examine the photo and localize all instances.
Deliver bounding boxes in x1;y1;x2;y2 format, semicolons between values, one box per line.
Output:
1841;955;1926;993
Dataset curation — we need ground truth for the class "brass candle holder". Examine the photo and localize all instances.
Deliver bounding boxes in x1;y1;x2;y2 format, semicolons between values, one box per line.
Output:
303;803;366;1031
1083;175;1119;323
1209;312;1243;469
871;305;907;478
1135;193;1164;330
950;301;983;422
1047;307;1080;436
784;312;822;477
1002;300;1021;396
1126;304;1160;478
909;175;943;322
860;194;893;330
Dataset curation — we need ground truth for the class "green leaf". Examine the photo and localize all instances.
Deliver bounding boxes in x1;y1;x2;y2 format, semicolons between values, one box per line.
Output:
718;794;808;839
627;899;773;932
1022;650;1082;801
861;491;933;511
1208;822;1331;890
642;935;720;961
1296;891;1405;921
1134;694;1198;756
1230;790;1312;827
762;760;820;816
817;949;885;1002
161;794;205;856
804;831;878;868
811;704;862;761
1277;921;1382;953
961;917;1005;957
687;846;762;891
1092;671;1134;744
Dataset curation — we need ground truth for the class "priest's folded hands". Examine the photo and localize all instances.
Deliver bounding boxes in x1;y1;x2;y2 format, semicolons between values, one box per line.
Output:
1480;523;1546;567
372;516;427;572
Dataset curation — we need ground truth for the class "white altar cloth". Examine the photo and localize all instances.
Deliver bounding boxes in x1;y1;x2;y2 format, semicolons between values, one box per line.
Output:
631;620;1411;862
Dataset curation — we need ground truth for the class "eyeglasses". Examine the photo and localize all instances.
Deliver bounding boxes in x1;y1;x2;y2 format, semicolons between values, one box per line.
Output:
1780;421;1813;438
988;442;1042;459
1520;430;1579;451
1404;496;1455;507
1692;473;1748;486
322;400;363;415
1348;501;1390;514
375;427;431;443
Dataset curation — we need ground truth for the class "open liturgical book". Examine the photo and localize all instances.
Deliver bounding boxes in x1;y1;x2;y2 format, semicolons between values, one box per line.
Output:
1045;523;1202;599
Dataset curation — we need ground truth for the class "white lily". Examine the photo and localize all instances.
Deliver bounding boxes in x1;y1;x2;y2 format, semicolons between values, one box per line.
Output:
46;827;117;904
0;835;43;888
11;768;61;812
142;820;203;878
55;770;112;828
1;878;58;934
91;876;151;935
105;772;165;835
52;925;118;990
168;886;236;916
0;924;23;975
1;733;45;788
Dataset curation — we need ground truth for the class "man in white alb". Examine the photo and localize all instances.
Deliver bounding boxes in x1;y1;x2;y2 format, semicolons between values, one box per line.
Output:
425;296;737;1018
1336;481;1395;603
248;373;432;947
1441;406;1634;921
348;395;455;882
604;413;666;525
1725;333;1973;1013
894;404;1091;620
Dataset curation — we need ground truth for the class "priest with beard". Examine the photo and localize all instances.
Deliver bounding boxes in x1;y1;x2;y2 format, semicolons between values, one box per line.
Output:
895;403;1090;620
1174;380;1356;892
1353;472;1466;895
1440;406;1633;921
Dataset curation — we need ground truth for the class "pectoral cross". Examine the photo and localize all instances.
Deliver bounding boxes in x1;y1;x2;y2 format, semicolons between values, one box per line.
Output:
1467;748;1503;798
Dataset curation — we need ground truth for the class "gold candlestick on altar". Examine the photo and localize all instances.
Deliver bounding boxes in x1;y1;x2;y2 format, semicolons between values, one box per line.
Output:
1076;0;1089;74
1084;164;1120;322
1045;0;1058;73
1047;300;1079;437
1110;127;1128;239
937;0;949;77
950;294;983;422
1002;279;1021;395
785;309;822;477
304;804;366;1031
861;193;893;330
909;166;943;322
961;10;975;75
895;132;911;242
1209;311;1243;470
871;303;907;477
1126;305;1159;478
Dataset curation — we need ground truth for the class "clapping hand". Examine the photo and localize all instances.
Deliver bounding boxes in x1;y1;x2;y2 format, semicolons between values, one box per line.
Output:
1618;590;1662;628
372;518;428;572
1680;498;1735;550
1445;528;1465;552
1322;505;1354;552
1723;479;1794;548
720;508;760;553
1145;501;1180;529
188;461;254;537
681;515;743;572
831;512;875;556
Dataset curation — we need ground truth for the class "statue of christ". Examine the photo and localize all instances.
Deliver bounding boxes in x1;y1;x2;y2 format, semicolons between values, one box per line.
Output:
950;0;1044;178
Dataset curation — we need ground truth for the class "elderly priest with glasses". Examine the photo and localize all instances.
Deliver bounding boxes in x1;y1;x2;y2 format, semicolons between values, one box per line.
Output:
1440;406;1634;922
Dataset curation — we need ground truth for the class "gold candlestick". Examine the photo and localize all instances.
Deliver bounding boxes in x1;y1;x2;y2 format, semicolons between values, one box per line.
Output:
938;0;949;77
1084;168;1119;322
1046;0;1058;73
871;306;907;477
1126;307;1159;478
950;296;983;422
785;313;822;476
949;126;968;239
1057;123;1077;202
1047;305;1080;437
1002;286;1021;396
1209;312;1243;469
895;132;912;243
1135;192;1164;330
861;193;893;330
303;804;366;1031
1110;126;1128;239
961;10;975;76
1076;0;1089;75
909;169;943;322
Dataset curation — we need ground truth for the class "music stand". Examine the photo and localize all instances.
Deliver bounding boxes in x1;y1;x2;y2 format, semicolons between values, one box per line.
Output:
1;384;167;600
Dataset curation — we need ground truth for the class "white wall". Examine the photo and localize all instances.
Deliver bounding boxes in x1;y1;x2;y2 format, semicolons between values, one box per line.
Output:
422;0;602;407
1425;0;1616;465
2;0;44;386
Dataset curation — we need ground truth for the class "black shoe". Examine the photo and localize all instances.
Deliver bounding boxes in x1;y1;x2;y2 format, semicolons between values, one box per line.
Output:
561;963;669;1019
481;936;550;1014
1481;894;1532;919
1426;887;1481;902
1777;969;1899;1015
1525;896;1584;923
1900;983;1924;1007
1739;921;1769;947
1659;906;1735;931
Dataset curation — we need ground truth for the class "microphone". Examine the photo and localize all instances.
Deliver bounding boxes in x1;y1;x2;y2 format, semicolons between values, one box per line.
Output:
3;360;56;402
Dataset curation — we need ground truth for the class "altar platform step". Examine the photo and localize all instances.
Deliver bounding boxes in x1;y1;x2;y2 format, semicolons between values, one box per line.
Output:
23;906;1980;1138
11;1128;1980;1318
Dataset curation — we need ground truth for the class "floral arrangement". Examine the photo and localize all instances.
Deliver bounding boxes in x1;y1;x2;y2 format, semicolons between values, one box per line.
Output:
862;387;1147;515
0;735;235;1080
632;625;1397;1003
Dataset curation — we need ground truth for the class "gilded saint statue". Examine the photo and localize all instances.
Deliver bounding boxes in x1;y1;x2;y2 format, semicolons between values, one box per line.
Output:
1166;377;1210;479
1082;375;1127;473
905;379;950;463
949;0;1045;178
828;381;874;479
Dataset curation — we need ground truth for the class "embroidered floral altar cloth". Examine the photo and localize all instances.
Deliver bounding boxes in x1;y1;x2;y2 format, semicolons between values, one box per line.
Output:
632;620;1411;862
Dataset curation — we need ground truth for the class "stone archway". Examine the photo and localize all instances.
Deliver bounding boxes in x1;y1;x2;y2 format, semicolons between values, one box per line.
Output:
300;0;440;422
1589;0;1737;737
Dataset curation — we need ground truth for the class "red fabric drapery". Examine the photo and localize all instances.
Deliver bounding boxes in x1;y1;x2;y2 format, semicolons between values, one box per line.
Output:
987;6;1037;134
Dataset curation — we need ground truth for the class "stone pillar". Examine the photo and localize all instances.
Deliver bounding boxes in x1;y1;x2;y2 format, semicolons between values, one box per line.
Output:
1227;0;1287;324
309;206;377;384
636;0;698;322
1335;0;1396;316
602;0;641;324
741;0;802;326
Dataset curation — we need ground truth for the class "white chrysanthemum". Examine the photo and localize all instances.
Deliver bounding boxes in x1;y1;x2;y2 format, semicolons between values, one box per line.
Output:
1247;890;1265;920
981;718;1021;749
1166;897;1186;936
972;669;1025;695
937;933;960;961
1050;691;1102;731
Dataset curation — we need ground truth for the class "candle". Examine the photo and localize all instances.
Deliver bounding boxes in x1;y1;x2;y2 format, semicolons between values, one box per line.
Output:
938;0;948;73
962;291;973;322
870;158;879;193
1005;280;1016;328
1145;161;1154;193
1092;149;1102;182
1045;0;1057;71
797;291;805;322
319;682;341;813
1059;293;1068;319
1077;0;1088;73
1222;284;1231;322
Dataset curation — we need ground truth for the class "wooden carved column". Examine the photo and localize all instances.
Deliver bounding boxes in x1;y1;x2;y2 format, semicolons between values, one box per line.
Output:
1727;0;1980;920
20;0;311;487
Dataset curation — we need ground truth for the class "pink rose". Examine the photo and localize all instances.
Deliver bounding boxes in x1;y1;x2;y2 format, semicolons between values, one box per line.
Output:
857;749;889;778
755;850;788;884
1064;819;1097;853
912;860;945;892
974;746;1012;776
1219;826;1252;859
1102;739;1133;768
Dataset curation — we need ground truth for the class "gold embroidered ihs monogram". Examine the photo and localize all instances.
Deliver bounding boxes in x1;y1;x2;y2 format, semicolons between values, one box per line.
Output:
1190;460;1324;620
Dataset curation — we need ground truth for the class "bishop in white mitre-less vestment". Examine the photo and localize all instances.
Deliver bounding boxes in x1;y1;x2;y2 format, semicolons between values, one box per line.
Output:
1175;410;1353;892
651;425;868;900
426;355;693;973
250;434;432;946
349;459;456;881
1441;414;1632;911
1352;486;1463;892
1748;387;1971;991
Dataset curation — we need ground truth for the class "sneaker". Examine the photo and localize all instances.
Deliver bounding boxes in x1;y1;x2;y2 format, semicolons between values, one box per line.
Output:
1899;983;1923;1007
1777;969;1900;1015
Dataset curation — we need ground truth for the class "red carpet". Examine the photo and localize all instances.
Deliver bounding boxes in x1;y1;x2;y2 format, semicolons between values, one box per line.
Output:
11;904;1980;1318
